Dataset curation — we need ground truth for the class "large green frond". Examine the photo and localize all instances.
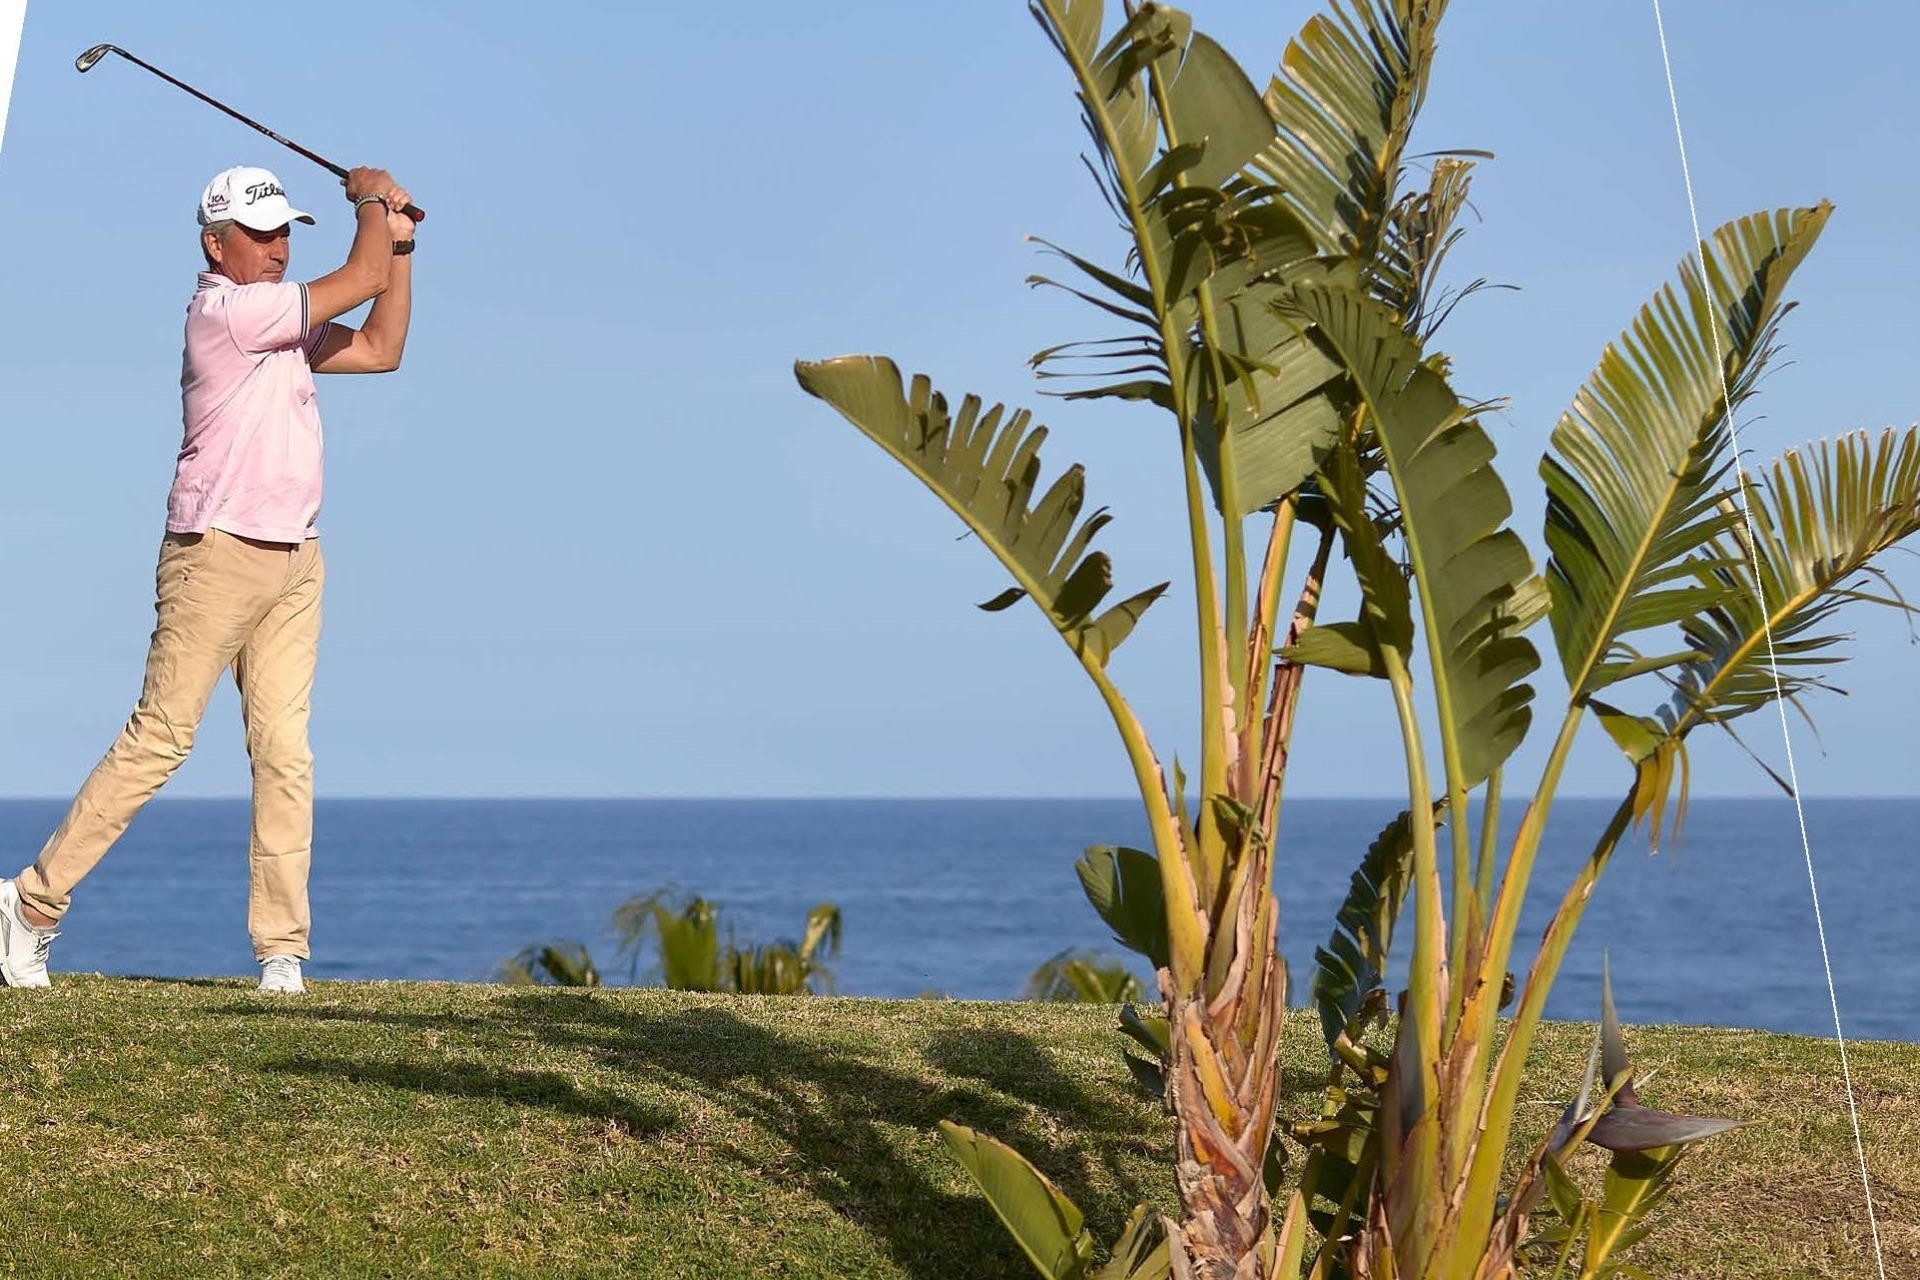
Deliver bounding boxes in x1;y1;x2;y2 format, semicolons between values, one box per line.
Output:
1663;426;1920;735
1290;284;1540;787
1541;205;1831;701
1311;805;1441;1051
1254;0;1444;267
797;356;1167;667
1035;0;1352;517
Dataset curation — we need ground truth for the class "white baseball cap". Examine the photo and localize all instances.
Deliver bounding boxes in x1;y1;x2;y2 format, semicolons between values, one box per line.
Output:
197;165;315;230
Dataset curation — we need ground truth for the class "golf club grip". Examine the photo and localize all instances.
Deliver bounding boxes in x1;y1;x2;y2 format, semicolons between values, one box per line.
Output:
336;177;426;223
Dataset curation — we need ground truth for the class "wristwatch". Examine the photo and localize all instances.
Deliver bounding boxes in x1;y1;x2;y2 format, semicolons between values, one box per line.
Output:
392;240;415;256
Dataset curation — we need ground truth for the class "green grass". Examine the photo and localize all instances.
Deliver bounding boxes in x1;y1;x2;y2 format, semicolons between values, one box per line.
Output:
0;977;1912;1279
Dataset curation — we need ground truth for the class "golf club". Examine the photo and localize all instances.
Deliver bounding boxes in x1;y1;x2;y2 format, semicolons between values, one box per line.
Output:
75;43;425;222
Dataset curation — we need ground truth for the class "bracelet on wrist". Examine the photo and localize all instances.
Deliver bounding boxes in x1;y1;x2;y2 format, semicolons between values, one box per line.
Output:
392;239;415;256
353;194;389;213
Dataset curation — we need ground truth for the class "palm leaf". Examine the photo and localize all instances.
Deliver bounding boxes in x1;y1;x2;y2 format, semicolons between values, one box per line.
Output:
1541;205;1831;702
938;1121;1096;1280
1153;13;1356;517
798;903;843;966
1091;1204;1172;1280
1033;0;1351;517
1190;259;1351;516
1254;0;1445;269
797;357;1167;667
497;942;601;988
612;888;724;991
730;941;824;996
1192;0;1468;514
1289;283;1540;789
1076;845;1170;969
1311;805;1441;1051
1024;948;1146;1003
1379;155;1497;341
1662;427;1920;736
1023;2;1182;413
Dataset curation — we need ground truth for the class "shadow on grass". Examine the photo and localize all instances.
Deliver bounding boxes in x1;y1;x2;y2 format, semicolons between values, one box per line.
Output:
219;992;1157;1279
269;1055;675;1137
924;1024;1162;1200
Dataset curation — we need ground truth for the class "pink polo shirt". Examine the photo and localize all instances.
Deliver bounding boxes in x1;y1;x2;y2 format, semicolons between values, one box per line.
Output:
168;273;335;543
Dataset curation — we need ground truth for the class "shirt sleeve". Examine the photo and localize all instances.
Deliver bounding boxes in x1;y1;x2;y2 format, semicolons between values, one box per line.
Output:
223;281;309;355
303;320;338;363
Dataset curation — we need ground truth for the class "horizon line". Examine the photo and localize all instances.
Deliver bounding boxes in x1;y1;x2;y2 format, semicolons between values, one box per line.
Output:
0;792;1912;804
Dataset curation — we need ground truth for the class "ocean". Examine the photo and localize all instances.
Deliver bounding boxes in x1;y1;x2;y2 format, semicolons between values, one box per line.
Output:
0;797;1911;1041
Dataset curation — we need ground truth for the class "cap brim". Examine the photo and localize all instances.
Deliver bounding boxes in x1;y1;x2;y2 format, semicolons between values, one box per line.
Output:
230;206;316;231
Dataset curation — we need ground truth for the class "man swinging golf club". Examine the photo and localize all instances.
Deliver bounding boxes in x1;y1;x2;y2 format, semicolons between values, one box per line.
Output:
0;162;416;994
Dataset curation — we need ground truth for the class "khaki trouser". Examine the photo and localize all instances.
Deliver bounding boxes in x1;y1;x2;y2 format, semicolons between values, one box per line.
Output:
15;528;324;959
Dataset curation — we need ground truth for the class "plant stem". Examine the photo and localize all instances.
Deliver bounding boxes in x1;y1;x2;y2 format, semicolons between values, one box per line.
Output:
1034;0;1228;921
1425;705;1587;1272
1143;39;1239;904
1245;498;1299;775
1081;657;1208;988
1382;675;1443;1066
1449;767;1505;1041
1453;793;1635;1269
1475;768;1504;921
1478;705;1585;1036
1380;648;1445;1201
1257;522;1330;834
1307;1147;1377;1280
1444;778;1473;1044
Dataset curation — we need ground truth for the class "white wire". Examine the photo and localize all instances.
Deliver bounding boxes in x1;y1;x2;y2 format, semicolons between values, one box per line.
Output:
0;1;28;158
1649;4;1886;1276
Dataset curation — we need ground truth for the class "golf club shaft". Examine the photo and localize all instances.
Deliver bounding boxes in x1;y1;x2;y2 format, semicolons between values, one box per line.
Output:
90;46;425;222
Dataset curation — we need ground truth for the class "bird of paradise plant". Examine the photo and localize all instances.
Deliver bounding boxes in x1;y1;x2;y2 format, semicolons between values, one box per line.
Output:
796;2;1920;1275
501;889;843;996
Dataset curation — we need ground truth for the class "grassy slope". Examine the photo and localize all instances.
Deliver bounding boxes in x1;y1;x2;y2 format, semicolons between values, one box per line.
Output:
0;978;1912;1279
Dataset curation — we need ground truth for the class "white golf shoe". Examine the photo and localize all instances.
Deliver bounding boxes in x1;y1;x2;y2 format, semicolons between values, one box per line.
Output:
258;955;306;995
0;880;57;989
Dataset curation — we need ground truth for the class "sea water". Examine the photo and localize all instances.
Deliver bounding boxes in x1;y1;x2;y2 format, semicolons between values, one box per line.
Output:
0;796;1910;1041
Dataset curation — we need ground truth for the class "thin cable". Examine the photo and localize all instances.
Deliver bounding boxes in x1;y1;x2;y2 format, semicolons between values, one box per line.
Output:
1650;4;1885;1275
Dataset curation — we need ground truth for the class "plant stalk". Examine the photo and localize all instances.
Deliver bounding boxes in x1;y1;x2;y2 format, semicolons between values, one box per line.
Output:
1143;36;1244;905
1450;793;1635;1270
1379;647;1445;1247
1035;0;1231;916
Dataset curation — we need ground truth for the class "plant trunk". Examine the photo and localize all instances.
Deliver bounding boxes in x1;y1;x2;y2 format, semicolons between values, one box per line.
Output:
1166;881;1290;1278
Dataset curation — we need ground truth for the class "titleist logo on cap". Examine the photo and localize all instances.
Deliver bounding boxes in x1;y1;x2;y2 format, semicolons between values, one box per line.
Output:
198;166;314;229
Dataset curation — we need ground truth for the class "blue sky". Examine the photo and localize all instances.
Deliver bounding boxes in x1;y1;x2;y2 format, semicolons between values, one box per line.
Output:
0;1;1916;800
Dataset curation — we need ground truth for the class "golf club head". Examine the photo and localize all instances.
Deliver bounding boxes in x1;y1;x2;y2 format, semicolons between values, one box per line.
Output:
74;44;117;74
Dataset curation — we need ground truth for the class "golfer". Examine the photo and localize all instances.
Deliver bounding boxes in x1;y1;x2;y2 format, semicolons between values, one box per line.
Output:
0;163;416;994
